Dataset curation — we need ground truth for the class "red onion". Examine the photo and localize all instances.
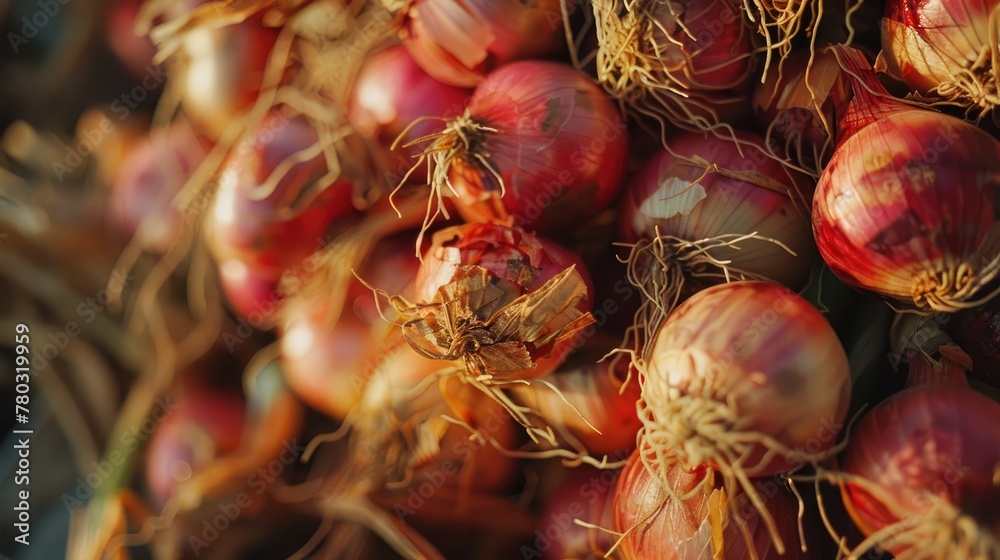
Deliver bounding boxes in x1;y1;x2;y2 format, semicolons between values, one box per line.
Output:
880;0;1000;115
813;47;1000;312
348;45;470;184
640;281;850;552
177;17;278;139
399;0;565;87
586;0;754;134
612;450;807;560
412;221;593;378
619;131;815;358
205;110;359;320
108;123;210;252
401;60;628;237
840;352;1000;558
536;467;619;559
416;221;592;305
514;332;642;457
280;234;425;419
146;388;245;505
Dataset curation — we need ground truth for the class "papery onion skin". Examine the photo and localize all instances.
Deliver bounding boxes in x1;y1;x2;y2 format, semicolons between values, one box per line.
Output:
348;45;470;182
644;281;851;477
880;0;999;111
621;131;816;291
813;108;1000;311
414;221;593;379
400;0;565;87
438;61;628;235
752;48;846;171
840;363;1000;554
416;221;593;305
612;450;807;560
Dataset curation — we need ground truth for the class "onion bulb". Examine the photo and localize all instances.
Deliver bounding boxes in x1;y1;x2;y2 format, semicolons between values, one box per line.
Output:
145;387;245;505
584;0;754;135
639;281;851;552
619;131;815;359
176;17;278;140
612;449;808;560
813;47;1000;312
398;60;627;238
879;0;1000;116
513;332;642;457
399;0;565;87
205;110;359;321
537;467;619;559
279;233;425;419
108;123;211;253
383;221;596;442
348;45;470;185
840;352;1000;558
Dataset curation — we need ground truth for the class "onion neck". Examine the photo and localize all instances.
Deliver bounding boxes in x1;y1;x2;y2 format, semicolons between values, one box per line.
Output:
830;46;914;147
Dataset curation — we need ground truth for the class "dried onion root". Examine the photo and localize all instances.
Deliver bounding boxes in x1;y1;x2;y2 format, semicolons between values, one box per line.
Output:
577;0;755;140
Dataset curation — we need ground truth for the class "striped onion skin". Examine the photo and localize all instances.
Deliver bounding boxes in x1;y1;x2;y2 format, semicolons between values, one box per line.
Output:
403;61;628;236
612;449;809;560
617;131;815;356
400;0;565;88
812;108;1000;312
880;0;1000;114
621;131;815;290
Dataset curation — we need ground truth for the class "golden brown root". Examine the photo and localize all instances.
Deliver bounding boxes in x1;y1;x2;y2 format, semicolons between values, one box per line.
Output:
391;113;502;257
744;0;814;82
579;0;753;143
911;258;1000;312
637;357;843;558
615;228;798;366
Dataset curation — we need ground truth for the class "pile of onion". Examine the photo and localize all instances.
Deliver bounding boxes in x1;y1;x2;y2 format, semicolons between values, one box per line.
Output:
813;46;1000;312
396;60;627;239
612;448;808;560
618;131;815;359
839;350;1000;558
637;281;851;553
